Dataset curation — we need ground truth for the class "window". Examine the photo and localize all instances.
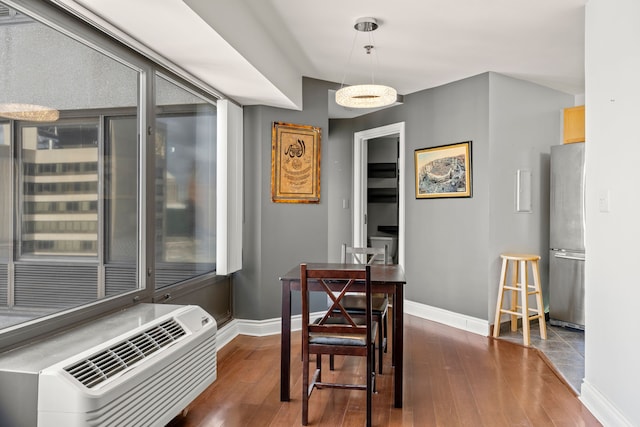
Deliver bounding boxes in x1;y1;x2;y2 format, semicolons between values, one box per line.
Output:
0;5;141;326
154;75;217;288
0;2;223;344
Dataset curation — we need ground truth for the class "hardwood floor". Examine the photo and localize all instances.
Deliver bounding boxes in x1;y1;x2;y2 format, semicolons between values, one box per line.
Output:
168;313;601;427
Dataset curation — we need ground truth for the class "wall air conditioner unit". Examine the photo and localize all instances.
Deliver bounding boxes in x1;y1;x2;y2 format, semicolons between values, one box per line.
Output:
0;304;217;427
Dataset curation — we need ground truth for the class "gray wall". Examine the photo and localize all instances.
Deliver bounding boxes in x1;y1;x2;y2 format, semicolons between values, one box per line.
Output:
487;73;573;315
237;73;573;321
235;78;335;319
326;119;354;263
402;74;491;318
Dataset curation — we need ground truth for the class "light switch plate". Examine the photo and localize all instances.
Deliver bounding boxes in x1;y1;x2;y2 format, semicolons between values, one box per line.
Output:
598;189;610;213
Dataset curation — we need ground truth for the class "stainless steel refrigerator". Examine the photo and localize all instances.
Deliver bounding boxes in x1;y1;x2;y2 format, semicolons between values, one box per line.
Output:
549;143;585;329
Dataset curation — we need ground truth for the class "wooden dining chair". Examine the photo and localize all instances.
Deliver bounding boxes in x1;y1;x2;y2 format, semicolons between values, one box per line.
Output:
341;244;388;266
301;263;376;427
335;243;389;374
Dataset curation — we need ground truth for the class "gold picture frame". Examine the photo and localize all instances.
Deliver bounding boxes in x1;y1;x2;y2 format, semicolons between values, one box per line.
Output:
271;121;321;203
414;141;472;199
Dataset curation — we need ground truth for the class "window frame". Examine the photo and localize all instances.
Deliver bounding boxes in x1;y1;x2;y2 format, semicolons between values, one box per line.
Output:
0;0;225;352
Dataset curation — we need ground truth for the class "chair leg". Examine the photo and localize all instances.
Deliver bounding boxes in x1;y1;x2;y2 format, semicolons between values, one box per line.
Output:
532;259;548;339
371;341;375;386
383;311;388;353
372;344;377;394
493;257;508;338
510;260;520;332
302;347;309;425
377;313;383;374
519;260;531;346
367;342;373;427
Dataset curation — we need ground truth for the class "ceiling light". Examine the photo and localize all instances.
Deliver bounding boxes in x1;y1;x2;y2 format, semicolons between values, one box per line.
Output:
335;17;397;109
0;103;59;122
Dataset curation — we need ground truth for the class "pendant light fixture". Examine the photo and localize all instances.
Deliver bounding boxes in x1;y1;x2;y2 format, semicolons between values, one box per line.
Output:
335;17;397;109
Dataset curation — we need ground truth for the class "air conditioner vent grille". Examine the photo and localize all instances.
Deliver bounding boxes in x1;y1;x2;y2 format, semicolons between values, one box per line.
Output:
64;319;187;388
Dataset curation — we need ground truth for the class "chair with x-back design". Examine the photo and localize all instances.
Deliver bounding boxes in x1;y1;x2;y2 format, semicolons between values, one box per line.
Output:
300;263;377;426
331;243;389;375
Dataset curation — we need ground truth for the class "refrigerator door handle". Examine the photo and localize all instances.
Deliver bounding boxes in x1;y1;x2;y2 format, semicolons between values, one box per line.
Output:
582;158;587;250
553;252;585;261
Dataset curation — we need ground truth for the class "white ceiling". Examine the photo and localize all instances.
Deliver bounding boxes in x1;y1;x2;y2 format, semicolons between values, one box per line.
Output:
52;0;586;117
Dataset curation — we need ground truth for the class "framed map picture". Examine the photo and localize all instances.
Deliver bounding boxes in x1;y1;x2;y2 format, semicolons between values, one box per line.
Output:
414;141;472;199
271;122;321;203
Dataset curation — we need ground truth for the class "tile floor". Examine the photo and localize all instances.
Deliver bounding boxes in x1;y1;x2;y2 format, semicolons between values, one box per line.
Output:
498;321;585;394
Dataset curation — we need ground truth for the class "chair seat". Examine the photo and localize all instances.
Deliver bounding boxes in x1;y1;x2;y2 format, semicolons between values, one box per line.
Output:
341;293;388;313
310;321;378;346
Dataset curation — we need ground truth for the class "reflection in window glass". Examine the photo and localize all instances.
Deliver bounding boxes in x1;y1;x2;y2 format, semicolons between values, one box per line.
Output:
0;6;139;329
20;120;99;257
155;75;217;287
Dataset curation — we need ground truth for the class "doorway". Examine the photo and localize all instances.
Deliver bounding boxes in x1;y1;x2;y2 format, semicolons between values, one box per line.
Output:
353;122;405;267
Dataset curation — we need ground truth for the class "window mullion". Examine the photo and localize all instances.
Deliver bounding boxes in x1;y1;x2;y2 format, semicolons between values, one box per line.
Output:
97;115;106;299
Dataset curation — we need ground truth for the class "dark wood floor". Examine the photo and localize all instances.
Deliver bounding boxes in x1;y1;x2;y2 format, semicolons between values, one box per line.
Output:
168;313;601;427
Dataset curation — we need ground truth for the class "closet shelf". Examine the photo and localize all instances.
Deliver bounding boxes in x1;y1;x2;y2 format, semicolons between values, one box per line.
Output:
368;162;397;178
367;188;397;203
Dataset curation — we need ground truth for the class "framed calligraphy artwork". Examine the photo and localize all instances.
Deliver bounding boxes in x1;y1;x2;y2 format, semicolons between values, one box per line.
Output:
271;121;322;203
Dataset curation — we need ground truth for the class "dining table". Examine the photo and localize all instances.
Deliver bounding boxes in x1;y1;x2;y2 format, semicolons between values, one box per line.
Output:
279;262;406;408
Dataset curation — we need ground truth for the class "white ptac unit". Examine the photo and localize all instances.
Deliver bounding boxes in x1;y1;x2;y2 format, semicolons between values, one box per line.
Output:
0;304;217;427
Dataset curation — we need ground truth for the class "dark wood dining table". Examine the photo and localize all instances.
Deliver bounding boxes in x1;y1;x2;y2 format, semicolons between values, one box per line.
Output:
279;262;406;408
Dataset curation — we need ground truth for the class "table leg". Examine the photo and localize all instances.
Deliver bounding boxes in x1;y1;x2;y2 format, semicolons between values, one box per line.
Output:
394;285;403;408
280;280;292;401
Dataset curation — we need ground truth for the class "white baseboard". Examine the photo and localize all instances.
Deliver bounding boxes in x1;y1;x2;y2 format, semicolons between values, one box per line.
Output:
216;311;324;349
580;380;634;427
404;300;489;336
217;300;489;351
216;318;240;350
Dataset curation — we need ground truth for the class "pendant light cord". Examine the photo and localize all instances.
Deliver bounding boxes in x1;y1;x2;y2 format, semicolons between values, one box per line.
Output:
368;30;377;85
339;23;381;87
339;29;360;89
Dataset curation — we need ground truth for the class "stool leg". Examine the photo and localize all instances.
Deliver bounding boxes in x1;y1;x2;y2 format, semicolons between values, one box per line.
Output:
532;259;547;339
493;258;508;338
520;260;531;346
510;260;519;332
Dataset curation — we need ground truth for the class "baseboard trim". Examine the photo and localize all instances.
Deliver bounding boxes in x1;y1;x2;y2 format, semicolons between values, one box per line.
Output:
216;311;325;349
216;318;240;349
217;300;489;351
403;300;489;336
580;380;634;427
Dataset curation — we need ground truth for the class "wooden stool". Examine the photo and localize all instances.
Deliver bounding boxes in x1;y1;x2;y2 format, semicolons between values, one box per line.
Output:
493;253;547;346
